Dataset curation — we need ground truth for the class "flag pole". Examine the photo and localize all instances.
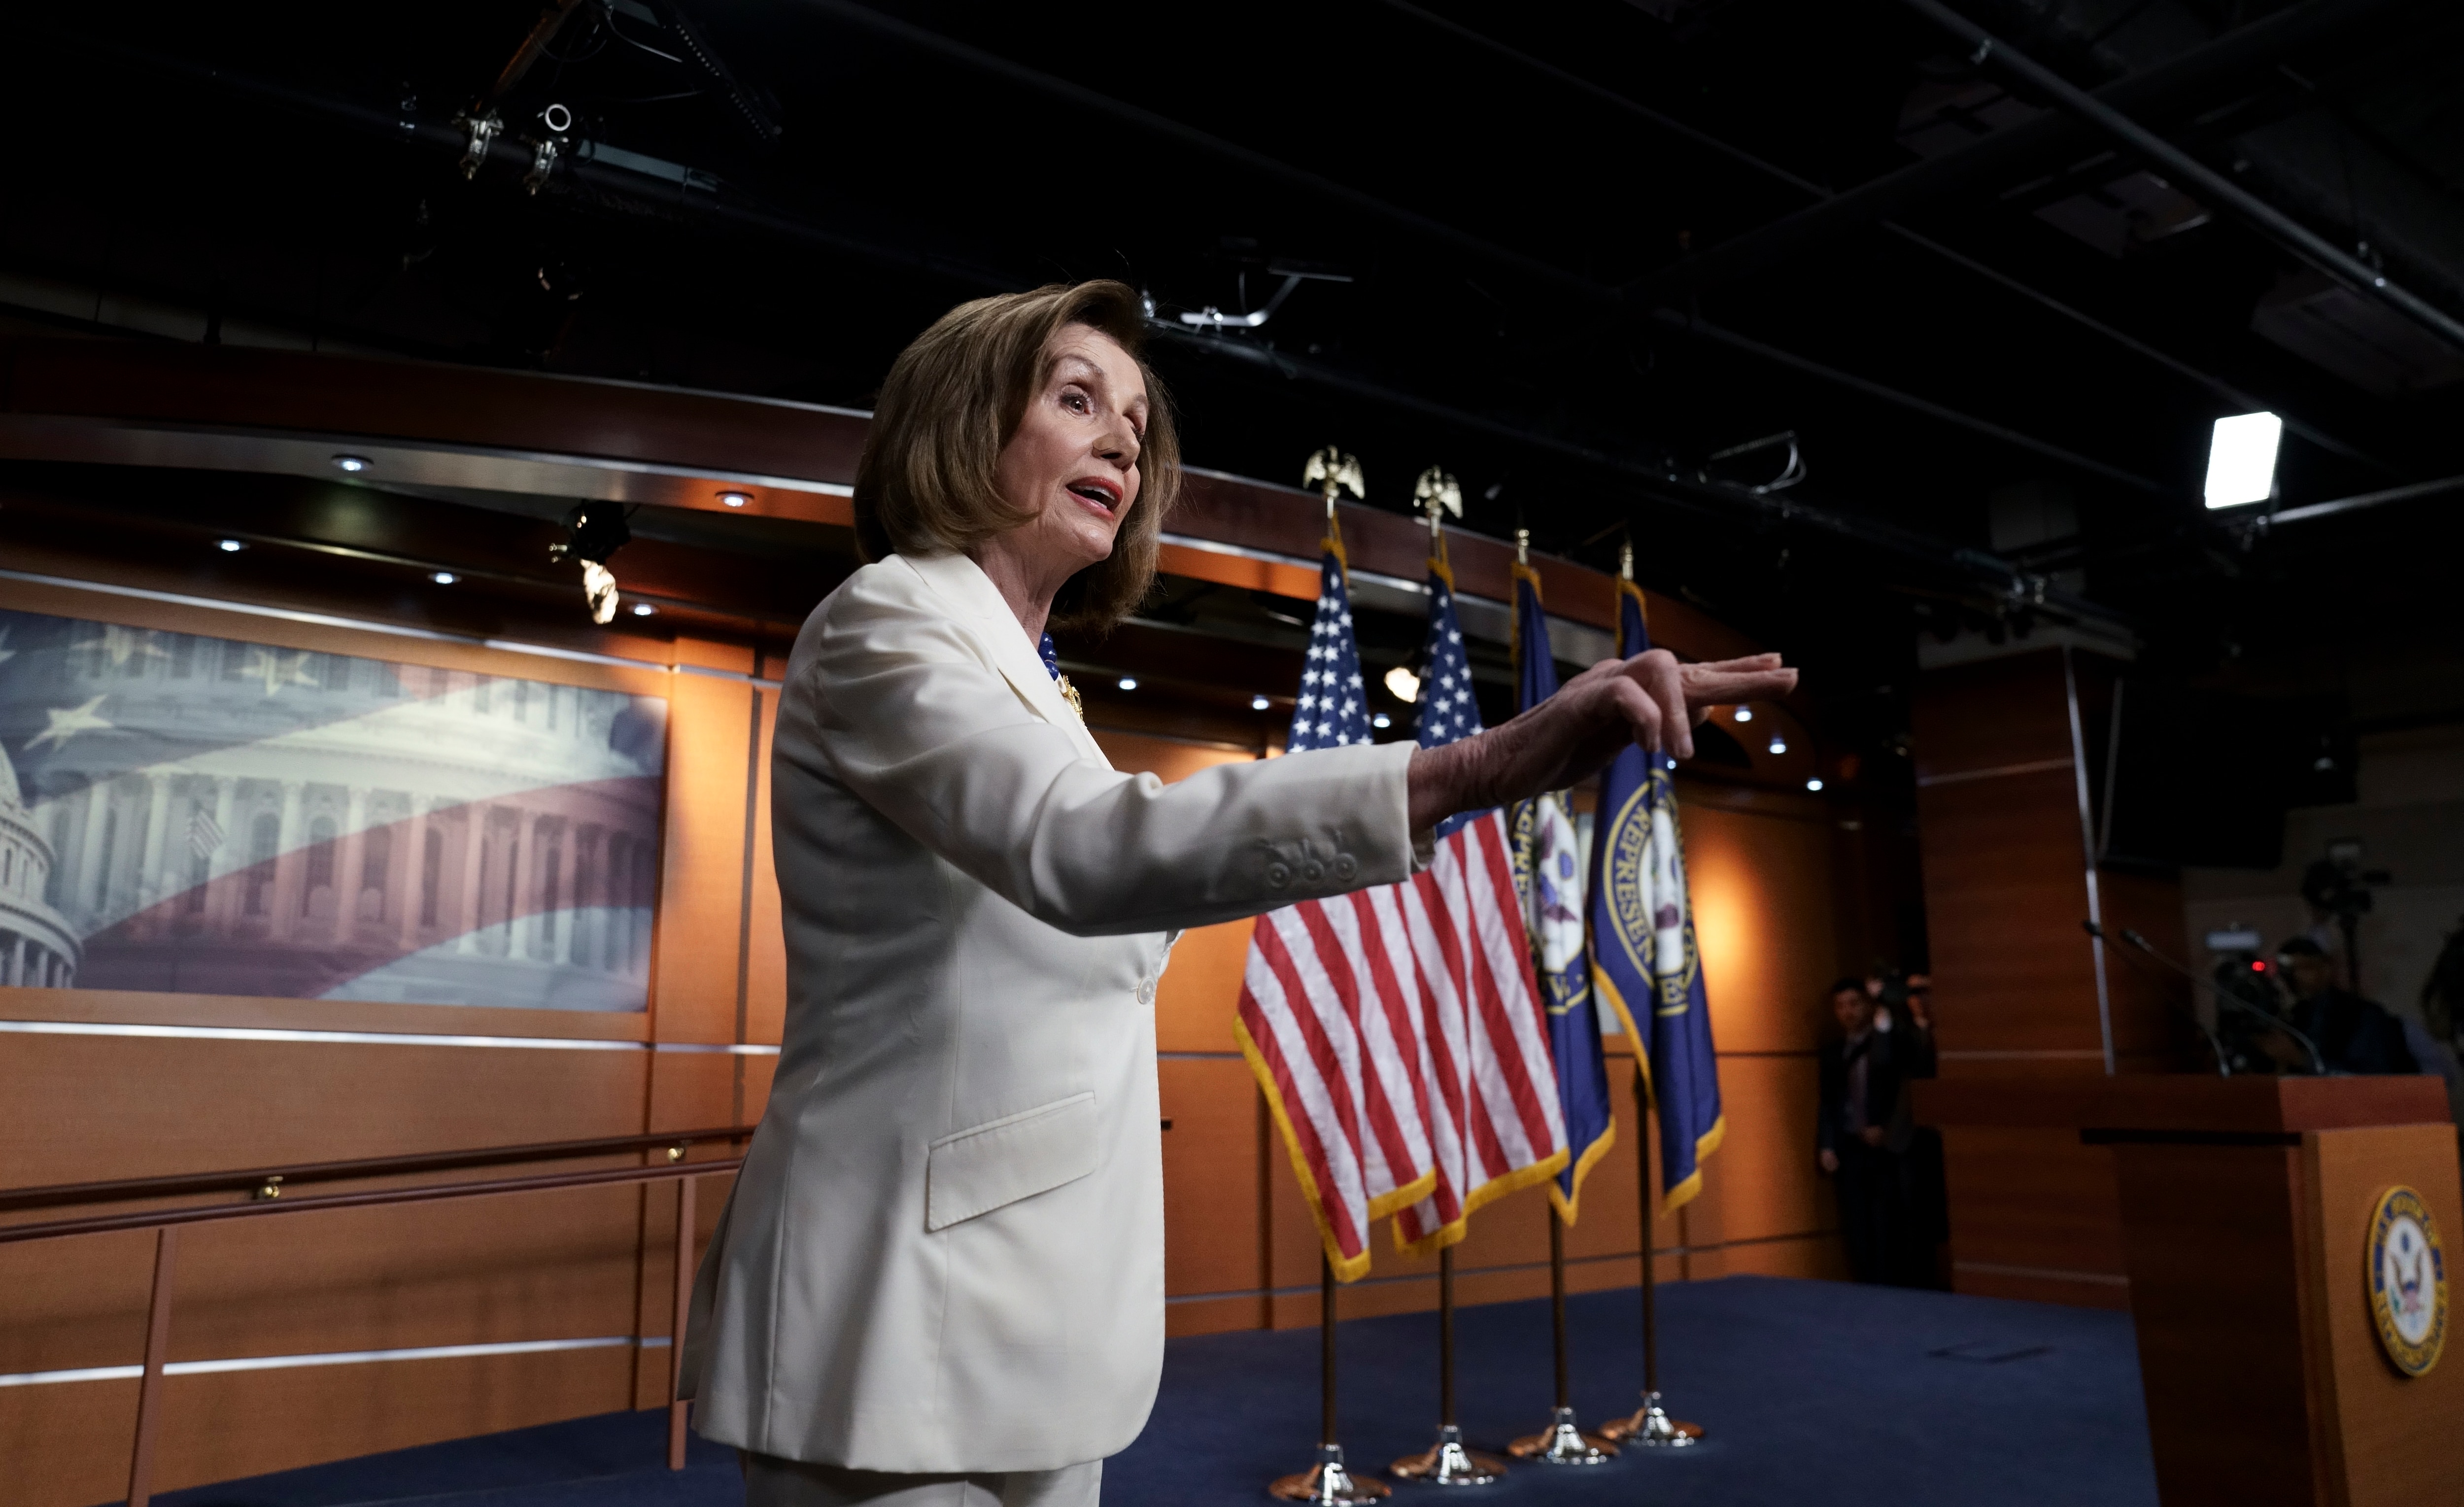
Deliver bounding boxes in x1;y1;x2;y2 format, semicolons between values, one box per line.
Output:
1270;1255;1389;1504
1508;1202;1617;1465
1391;1246;1507;1484
1601;1070;1703;1446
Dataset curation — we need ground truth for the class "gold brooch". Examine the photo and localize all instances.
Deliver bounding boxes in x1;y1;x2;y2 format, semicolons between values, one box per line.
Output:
1055;674;1083;719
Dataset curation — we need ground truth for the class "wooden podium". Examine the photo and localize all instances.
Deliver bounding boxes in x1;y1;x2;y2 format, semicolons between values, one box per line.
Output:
1917;1075;2462;1507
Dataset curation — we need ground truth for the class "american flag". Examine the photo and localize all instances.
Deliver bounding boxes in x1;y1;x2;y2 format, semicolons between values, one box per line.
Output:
1389;562;1566;1253
1234;548;1439;1280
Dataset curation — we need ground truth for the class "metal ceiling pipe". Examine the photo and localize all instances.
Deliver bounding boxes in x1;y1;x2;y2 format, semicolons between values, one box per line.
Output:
1619;0;2428;308
1897;0;2464;355
1377;1;2389;473
1152;325;2127;632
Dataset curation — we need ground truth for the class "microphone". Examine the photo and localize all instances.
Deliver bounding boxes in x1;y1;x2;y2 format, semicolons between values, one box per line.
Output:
2081;920;2327;1076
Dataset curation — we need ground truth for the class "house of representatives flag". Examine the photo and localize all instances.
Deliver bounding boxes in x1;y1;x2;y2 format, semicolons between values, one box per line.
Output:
1509;559;1615;1222
1233;539;1437;1281
1587;573;1725;1211
1388;557;1568;1255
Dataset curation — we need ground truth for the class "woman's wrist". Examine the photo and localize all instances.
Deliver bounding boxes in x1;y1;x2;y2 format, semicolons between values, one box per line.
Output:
1405;736;1490;833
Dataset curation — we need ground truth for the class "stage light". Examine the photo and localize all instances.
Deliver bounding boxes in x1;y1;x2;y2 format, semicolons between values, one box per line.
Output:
1384;665;1421;702
1251;694;1271;711
217;538;244;553
1372;713;1392;729
332;454;372;474
1805;777;1824;791
2202;412;2283;509
1117;676;1137;691
1768;736;1787;754
1733;706;1753;722
631;601;655;617
430;571;458;585
717;491;751;508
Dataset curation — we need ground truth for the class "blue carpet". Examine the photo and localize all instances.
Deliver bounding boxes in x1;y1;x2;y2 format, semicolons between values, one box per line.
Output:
144;1276;2155;1507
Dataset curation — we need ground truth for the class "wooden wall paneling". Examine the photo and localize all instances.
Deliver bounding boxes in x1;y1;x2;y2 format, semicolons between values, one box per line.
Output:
1940;1128;2130;1309
2097;865;2194;1071
0;1033;651;1192
744;687;787;1058
1708;1054;1829;1247
1918;770;2107;1062
1154;919;1254;1056
7;1345;641;1507
1677;794;1840;1055
1159;1058;1266;1337
1911;649;2075;780
648;656;756;1048
1720;1234;1849;1280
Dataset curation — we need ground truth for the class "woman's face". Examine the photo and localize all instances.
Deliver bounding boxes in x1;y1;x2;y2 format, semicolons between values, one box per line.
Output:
993;325;1148;577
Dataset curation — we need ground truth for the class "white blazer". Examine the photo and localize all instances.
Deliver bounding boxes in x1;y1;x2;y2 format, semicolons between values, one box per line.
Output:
681;549;1419;1471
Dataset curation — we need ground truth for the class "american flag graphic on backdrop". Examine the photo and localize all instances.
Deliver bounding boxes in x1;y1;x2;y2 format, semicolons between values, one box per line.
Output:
0;608;666;1010
1234;546;1438;1281
1388;560;1567;1255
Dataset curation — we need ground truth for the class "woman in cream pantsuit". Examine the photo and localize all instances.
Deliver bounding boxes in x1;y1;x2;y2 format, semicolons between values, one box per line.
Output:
681;281;1794;1506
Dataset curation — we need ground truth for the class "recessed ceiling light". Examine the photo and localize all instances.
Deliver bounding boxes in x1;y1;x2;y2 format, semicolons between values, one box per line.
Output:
1372;713;1392;729
1768;736;1787;754
430;571;458;585
631;602;656;617
332;454;372;474
1806;777;1825;792
1733;706;1753;722
717;491;752;508
1117;676;1138;691
1251;694;1270;711
217;538;244;553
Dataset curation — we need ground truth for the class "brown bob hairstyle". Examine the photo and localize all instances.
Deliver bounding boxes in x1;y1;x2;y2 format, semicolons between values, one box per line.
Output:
852;280;1181;634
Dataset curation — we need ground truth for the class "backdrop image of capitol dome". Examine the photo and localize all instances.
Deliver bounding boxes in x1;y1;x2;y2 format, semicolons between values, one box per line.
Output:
0;609;666;1011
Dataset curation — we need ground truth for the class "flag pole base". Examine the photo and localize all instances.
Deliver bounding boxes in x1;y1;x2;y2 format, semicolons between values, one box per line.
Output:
1598;1391;1703;1447
1390;1425;1507;1486
1506;1407;1618;1465
1270;1444;1393;1503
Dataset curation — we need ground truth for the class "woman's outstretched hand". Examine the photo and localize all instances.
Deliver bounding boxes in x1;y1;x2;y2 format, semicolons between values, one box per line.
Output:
1406;651;1798;832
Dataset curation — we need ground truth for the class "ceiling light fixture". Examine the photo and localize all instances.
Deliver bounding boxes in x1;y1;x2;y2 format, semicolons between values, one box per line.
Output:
2203;412;2283;509
1768;736;1788;754
430;571;458;585
1372;713;1392;729
1117;677;1138;691
1384;665;1421;703
217;538;244;553
1734;706;1754;722
332;454;372;474
631;602;656;617
717;491;752;508
1805;777;1825;792
1251;695;1271;711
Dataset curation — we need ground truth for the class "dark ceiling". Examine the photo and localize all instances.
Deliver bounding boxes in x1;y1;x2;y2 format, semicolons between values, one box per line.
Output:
2;0;2461;735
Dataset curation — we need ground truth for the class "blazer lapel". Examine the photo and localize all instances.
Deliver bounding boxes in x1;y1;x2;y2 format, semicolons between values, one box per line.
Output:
901;551;1109;766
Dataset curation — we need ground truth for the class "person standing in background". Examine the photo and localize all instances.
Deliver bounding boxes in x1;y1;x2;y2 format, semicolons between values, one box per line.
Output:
1817;977;1913;1285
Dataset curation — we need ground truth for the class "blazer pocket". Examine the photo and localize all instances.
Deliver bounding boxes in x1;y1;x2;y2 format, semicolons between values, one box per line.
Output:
924;1092;1099;1233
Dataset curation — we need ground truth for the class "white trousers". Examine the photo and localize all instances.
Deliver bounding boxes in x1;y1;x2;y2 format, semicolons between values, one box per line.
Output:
740;1452;1101;1507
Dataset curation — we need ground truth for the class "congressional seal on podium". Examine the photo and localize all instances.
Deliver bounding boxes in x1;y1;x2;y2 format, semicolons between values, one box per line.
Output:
2367;1185;2448;1377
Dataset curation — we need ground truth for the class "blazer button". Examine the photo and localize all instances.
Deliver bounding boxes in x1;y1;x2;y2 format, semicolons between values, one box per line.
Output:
1266;862;1291;889
1301;860;1324;884
1333;855;1357;882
